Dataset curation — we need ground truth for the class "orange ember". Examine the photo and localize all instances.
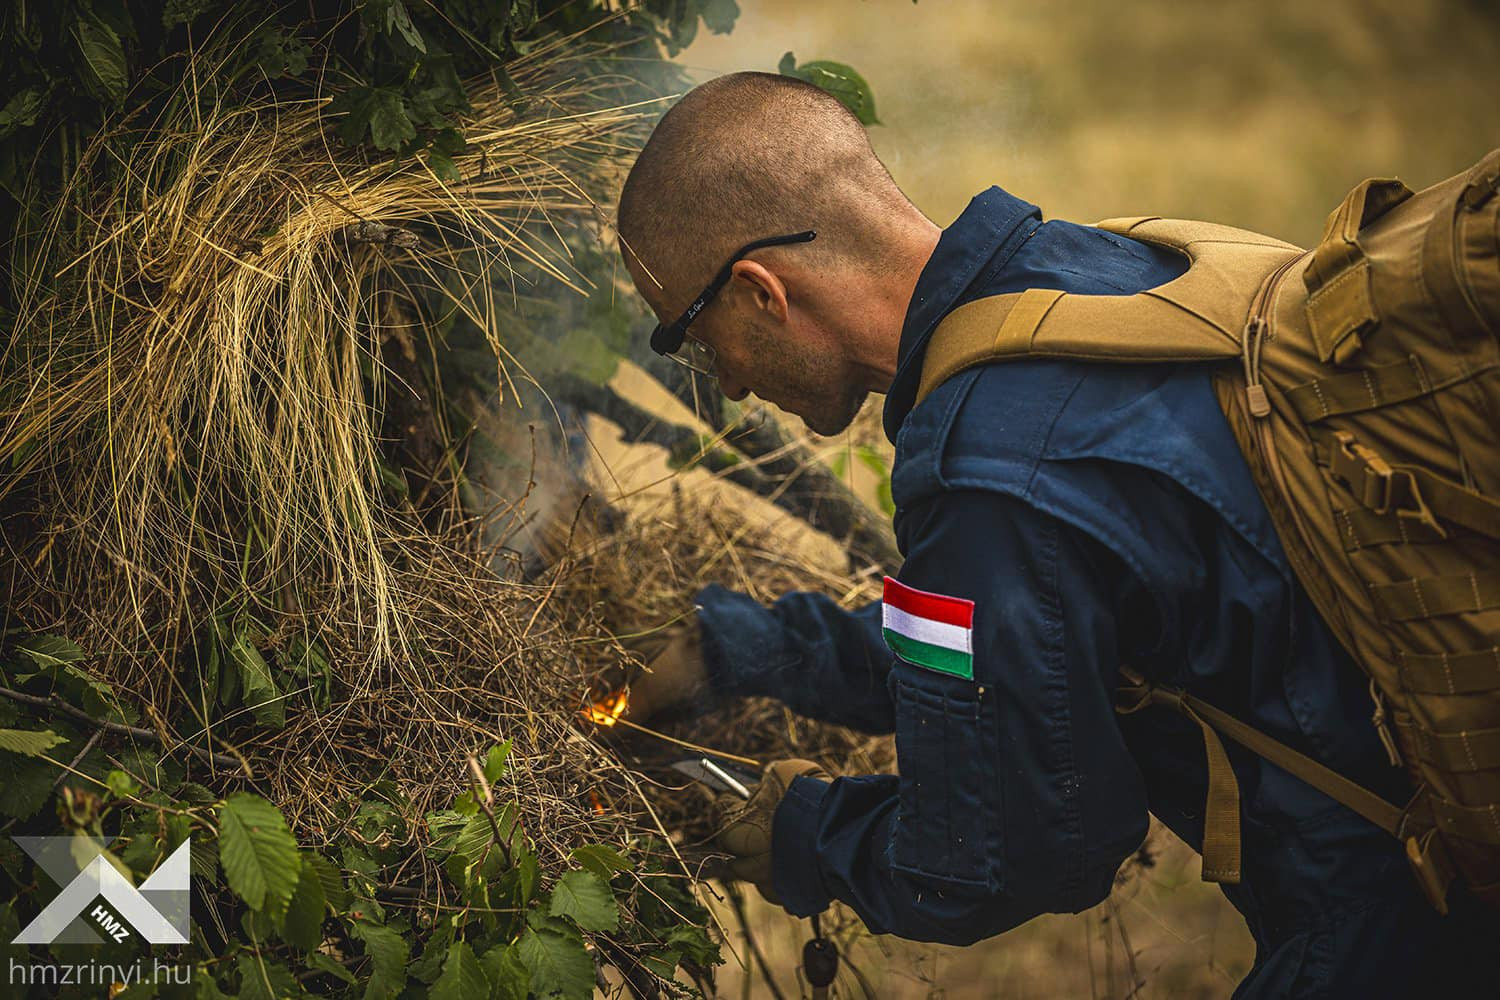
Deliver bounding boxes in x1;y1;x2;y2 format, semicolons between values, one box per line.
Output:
588;790;606;815
584;690;629;727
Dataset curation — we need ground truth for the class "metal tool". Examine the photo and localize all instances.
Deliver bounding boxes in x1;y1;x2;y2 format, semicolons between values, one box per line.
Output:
670;756;759;799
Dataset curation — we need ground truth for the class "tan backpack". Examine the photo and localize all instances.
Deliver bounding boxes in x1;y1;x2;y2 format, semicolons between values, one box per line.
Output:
916;149;1500;912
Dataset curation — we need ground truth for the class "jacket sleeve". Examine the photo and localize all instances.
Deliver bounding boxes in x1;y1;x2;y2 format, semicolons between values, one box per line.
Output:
693;585;895;734
769;488;1150;943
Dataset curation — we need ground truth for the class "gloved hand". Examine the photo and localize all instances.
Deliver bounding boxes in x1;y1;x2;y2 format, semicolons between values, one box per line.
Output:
593;615;710;725
711;758;832;905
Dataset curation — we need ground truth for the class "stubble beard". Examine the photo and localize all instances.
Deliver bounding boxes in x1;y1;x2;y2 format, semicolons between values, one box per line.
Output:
802;386;870;437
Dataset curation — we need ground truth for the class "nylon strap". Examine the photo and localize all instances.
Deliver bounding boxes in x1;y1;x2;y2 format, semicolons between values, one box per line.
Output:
1397;647;1500;695
1334;506;1448;551
1370;571;1500;622
1117;671;1405;883
1317;431;1500;542
1403;467;1500;542
1398;718;1500;773
1184;700;1243;883
1430;796;1500;846
1288;356;1499;422
915;218;1302;410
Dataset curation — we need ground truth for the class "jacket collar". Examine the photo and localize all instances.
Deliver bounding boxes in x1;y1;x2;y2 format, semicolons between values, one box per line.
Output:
881;186;1042;443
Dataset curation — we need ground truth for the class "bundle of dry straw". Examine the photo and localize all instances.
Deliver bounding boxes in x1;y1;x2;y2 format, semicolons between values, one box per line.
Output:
0;28;892;911
2;39;645;669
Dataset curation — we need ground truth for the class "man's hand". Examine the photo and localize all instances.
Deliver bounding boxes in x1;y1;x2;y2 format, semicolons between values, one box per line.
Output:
621;619;709;723
711;758;832;905
588;616;710;725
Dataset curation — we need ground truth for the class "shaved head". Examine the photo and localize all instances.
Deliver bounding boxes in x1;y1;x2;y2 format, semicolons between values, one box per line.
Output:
617;71;915;311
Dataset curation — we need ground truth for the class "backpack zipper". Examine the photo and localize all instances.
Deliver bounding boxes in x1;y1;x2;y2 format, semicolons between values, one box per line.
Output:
1240;252;1302;419
1241;249;1405;768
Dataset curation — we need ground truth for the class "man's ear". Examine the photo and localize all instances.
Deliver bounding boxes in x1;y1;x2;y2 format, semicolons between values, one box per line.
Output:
730;260;789;323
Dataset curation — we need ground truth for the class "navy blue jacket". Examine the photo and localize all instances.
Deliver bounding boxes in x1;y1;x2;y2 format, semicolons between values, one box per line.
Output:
693;187;1495;996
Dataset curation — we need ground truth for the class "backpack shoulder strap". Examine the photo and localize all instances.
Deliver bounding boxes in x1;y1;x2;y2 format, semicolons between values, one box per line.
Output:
915;218;1304;406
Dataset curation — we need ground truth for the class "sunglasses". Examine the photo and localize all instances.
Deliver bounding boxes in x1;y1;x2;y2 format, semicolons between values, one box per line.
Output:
648;230;817;375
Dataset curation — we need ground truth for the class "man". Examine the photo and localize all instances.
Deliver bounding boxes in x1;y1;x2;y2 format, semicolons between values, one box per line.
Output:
614;72;1495;996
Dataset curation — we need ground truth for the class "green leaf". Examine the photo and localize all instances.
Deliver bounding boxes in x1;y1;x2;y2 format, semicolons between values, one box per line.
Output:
218;793;300;918
235;953;297;1000
411;917;456;984
384;1;427;53
162;0;218;29
195;966;232;999
287;637;332;711
483;740;512;784
431;940;490;1000
426;150;459;182
433;128;466;156
0;754;63;818
876;478;895;517
547;870;617;932
195;965;232;999
454;811;497;869
700;0;740;34
0;728;64;757
518;918;594;1000
516;847;539;907
105;768;140;797
480;941;529;1000
348;917;410;1000
308;853;349;912
664;923;721;967
305;951;356;985
281;853;327;951
368;89;417;152
568;844;631;881
0;88;45;137
15;634;85;669
778;52;881;125
72;10;129;105
228;627;284;729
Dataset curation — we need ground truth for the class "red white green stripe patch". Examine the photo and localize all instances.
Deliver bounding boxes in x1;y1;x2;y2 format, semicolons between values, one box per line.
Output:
881;577;975;679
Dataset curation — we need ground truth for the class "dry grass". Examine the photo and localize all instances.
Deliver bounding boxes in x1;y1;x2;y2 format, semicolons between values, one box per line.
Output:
552;480;893;847
1;36;648;673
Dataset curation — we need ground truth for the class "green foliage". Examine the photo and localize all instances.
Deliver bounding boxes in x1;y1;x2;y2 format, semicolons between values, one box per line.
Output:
519;914;595;1000
0;727;64;756
432;939;491;1000
831;444;896;516
0;0;742;207
219;792;301;918
778;51;882;125
548;870;619;932
0;649;726;999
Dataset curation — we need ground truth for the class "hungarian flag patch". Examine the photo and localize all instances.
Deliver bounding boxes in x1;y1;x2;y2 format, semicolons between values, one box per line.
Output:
881;577;975;679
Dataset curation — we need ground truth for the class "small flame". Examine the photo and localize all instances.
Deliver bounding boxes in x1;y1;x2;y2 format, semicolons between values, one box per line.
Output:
588;790;606;815
584;690;628;727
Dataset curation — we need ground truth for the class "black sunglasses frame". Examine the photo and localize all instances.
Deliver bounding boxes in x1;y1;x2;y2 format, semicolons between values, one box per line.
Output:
649;230;818;357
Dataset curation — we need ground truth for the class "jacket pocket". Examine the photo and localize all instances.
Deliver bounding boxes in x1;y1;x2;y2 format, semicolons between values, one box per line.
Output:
888;662;1004;890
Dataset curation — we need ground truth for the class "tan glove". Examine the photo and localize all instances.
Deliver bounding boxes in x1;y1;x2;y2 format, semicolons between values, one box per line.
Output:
711;758;832;905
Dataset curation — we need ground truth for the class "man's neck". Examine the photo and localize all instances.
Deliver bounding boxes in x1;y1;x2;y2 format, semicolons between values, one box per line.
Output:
844;217;942;394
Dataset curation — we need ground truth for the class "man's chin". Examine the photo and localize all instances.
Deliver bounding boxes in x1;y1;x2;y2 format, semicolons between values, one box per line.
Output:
802;390;869;437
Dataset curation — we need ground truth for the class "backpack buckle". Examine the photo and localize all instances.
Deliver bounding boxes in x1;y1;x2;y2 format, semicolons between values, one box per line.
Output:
1329;431;1447;535
1332;431;1397;512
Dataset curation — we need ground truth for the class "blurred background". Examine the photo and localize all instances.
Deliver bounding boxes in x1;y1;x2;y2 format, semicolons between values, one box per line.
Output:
582;1;1499;996
675;0;1500;242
